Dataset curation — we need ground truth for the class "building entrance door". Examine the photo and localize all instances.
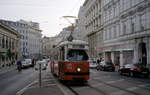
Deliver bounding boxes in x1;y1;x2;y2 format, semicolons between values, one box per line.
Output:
139;43;147;66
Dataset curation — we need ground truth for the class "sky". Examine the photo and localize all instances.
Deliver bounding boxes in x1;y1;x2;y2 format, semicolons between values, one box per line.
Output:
0;0;85;37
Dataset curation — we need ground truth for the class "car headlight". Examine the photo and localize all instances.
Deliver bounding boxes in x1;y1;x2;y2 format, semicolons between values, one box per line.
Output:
77;68;81;72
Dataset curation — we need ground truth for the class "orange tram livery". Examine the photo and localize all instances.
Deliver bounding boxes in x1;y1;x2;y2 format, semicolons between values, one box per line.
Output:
50;40;89;82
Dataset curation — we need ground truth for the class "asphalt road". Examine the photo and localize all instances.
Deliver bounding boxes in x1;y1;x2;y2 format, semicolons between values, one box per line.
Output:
58;69;150;95
0;67;38;95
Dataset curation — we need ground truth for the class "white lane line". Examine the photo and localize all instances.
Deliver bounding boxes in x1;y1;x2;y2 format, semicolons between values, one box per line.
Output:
16;80;38;95
89;76;111;81
110;90;126;95
92;83;104;87
127;87;138;91
107;79;124;84
138;84;150;87
110;84;150;95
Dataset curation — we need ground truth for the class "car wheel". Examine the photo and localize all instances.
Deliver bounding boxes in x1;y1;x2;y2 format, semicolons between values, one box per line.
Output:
96;67;99;71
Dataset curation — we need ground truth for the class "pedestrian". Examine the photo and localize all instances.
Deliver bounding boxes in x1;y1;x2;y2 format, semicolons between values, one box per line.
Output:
17;60;22;72
97;59;100;64
32;59;35;67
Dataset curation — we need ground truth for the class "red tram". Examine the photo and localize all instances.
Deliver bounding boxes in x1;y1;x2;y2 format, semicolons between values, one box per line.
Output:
50;40;89;81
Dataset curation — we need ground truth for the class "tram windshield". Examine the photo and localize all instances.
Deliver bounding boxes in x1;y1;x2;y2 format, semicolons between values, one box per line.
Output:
67;50;88;61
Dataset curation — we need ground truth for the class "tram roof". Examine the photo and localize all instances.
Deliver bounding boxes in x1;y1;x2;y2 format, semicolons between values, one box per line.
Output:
58;40;88;47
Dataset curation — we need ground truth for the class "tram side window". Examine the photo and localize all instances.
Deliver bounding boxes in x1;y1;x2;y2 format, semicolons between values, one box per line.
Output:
59;47;65;61
67;50;88;61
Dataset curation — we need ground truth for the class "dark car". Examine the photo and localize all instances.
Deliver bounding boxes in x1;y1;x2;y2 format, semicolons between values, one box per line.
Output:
96;61;115;71
118;64;149;78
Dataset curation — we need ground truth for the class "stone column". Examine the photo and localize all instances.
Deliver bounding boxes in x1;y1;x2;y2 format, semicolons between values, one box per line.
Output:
133;40;139;63
146;37;150;69
104;52;106;63
111;52;115;63
120;51;123;67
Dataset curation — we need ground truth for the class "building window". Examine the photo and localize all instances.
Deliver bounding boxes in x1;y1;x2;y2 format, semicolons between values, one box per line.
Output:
113;26;116;38
6;39;8;49
131;17;136;33
131;23;135;33
123;22;126;35
12;42;14;49
140;14;146;31
109;28;111;39
2;37;4;48
9;40;11;49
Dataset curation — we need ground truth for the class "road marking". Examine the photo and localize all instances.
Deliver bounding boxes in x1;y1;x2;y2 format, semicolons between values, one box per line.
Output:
92;83;104;87
127;87;138;91
16;80;38;95
107;79;124;84
110;84;149;95
90;75;111;80
110;90;126;95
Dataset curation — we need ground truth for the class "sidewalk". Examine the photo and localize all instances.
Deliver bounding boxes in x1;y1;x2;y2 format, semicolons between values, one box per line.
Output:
17;71;64;95
0;65;17;75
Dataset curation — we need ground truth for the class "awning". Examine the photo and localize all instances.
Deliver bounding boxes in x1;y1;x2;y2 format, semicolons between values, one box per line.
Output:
10;49;15;53
0;48;8;53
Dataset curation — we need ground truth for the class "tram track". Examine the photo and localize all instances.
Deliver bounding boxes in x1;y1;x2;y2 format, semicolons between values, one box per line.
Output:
55;76;107;95
87;84;107;95
64;82;108;95
92;78;141;95
53;74;110;95
65;85;79;95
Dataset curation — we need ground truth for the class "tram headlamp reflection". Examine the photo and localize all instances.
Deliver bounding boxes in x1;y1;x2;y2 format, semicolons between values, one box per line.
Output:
77;68;81;72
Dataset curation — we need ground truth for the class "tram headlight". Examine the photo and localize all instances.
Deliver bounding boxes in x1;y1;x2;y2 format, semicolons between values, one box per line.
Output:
77;68;81;72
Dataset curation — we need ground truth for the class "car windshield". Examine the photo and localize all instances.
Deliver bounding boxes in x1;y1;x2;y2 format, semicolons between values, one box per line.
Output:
124;64;135;68
134;64;146;68
67;50;88;61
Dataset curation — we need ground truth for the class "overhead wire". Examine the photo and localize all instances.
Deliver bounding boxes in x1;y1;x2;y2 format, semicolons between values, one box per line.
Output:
66;0;85;16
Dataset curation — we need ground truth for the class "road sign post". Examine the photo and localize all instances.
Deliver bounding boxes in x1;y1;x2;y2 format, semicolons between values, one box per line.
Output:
39;62;42;87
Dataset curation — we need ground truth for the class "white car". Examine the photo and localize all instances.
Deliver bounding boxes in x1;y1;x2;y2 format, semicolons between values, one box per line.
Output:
35;60;47;70
89;60;97;69
24;59;32;67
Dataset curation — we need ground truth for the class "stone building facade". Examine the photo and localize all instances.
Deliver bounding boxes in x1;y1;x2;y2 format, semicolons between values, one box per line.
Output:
80;0;103;60
0;19;29;58
0;23;21;68
102;0;150;69
0;19;42;59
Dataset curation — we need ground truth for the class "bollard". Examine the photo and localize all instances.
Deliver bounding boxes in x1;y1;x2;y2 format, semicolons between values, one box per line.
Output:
39;62;42;87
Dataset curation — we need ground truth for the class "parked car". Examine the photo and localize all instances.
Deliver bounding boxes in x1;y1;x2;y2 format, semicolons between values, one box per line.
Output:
21;60;30;69
96;61;115;71
24;59;32;67
118;63;149;78
35;60;47;70
89;60;97;69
